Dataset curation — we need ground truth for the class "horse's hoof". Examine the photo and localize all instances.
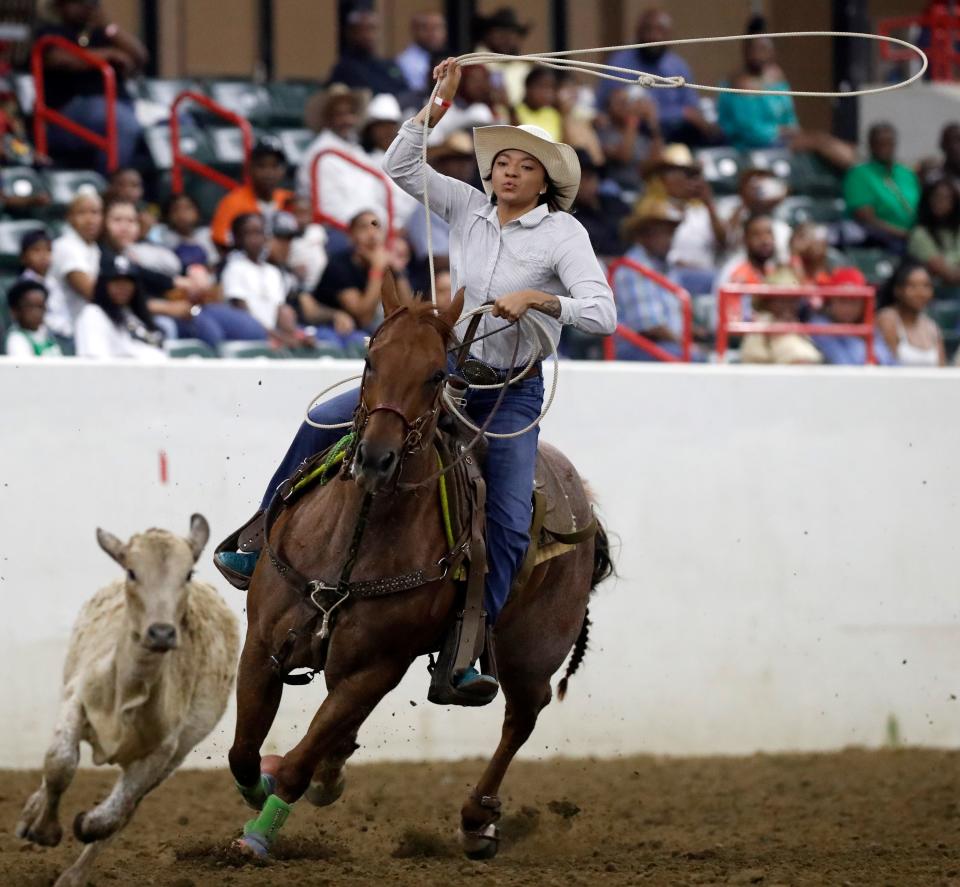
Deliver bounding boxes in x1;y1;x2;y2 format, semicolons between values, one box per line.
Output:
304;775;345;808
459;823;500;860
16;822;62;847
234;833;269;858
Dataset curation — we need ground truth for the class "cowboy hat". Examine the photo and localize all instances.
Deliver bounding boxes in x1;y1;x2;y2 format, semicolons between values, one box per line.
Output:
642;142;700;179
473;124;581;211
363;93;402;126
620;196;684;240
304;83;370;133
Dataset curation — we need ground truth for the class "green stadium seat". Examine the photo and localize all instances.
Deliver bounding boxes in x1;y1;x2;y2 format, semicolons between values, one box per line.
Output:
144;124;214;171
277;128;314;167
0;219;48;269
0;166;48;203
207;127;265;173
746;148;792;181
929;300;960;333
265;81;317;127
934;284;960;302
290;344;344;359
789;152;845;198
696;147;743;195
207;81;271;122
140;78;203;108
774;196;845;227
844;247;896;285
217;341;285;359
164;338;217;358
43;170;107;208
343;339;368;359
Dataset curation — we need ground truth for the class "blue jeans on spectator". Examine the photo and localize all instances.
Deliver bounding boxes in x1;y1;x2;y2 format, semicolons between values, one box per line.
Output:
672;267;716;297
260;374;544;624
47;96;142;172
176;303;268;348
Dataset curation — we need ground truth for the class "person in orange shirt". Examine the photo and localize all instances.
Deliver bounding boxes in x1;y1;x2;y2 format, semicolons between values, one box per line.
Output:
210;137;293;250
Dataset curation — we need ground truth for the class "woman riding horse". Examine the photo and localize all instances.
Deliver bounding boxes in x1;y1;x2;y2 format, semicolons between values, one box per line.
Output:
217;57;616;695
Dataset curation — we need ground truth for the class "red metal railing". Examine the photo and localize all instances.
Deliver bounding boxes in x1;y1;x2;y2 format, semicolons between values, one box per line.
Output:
878;7;958;81
171;90;253;194
31;35;118;171
716;284;876;364
310;147;395;234
603;257;693;362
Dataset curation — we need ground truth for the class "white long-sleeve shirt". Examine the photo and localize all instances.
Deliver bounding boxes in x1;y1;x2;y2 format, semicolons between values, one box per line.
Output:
382;118;616;367
74;305;167;361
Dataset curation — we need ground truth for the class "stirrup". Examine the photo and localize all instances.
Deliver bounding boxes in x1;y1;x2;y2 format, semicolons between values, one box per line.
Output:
213;510;265;590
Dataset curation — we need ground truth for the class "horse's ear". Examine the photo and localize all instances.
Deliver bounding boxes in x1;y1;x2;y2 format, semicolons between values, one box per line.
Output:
380;268;404;317
441;287;465;330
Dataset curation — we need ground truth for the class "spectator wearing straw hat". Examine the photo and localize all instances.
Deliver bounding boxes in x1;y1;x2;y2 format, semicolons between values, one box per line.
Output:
328;9;407;97
210;137;293;251
613;197;699;360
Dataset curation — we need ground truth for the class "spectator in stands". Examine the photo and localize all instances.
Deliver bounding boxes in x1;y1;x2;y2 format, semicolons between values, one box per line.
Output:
17;228;66;317
714;214;779;321
719;169;791;262
612;197;696;360
362;93;420;229
789;222;832;285
844;122;920;252
284;194;328;293
299;85;376;237
211;137;292;251
596;86;661;196
4;280;62;358
314;210;413;333
221;213;295;346
555;71;605;166
151;193;218;271
597;8;721;147
739;267;823;365
908;179;960;287
405;131;475;289
645;144;726;293
472;7;532;107
396;11;447;95
571;150;629;258
428;64;506;145
105;166;157;239
434;268;453;308
75;254;166;360
919;122;960;187
36;0;147;171
48;191;102;337
808;267;895;366
328;9;406;97
514;69;562;141
716;28;856;169
876;261;945;367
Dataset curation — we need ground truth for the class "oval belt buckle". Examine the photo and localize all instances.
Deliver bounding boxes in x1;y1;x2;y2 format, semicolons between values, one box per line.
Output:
461;358;501;386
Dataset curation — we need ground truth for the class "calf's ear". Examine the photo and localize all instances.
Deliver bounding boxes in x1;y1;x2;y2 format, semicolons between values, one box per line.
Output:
96;528;126;566
187;513;210;562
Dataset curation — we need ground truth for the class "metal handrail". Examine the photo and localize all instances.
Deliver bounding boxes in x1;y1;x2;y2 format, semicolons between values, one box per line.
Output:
171;90;253;194
310;147;395;234
31;34;118;171
878;8;959;81
604;257;693;362
716;284;876;364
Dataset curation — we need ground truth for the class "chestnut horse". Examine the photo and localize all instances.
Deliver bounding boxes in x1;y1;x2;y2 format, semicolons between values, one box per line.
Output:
228;276;611;859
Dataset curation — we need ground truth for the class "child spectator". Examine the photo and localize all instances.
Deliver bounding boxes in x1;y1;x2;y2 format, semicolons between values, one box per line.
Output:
314;210;412;333
152;192;219;271
844;122;920;252
876;261;945;367
739;267;823;365
211;137;293;250
571;150;629;258
220;213;289;341
48;191;103;338
4;280;62;358
907;179;960;286
105;167;157;239
514;69;562;141
284;194;329;292
17;229;67;316
75;255;166;361
613;197;695;360
596;86;661;196
808;267;895;366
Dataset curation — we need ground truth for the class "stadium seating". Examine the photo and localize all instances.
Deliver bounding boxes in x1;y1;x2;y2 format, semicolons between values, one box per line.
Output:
164;338;217;359
217;341;285;359
696;147;742;194
0;219;46;268
43;169;107;209
0;166;48;205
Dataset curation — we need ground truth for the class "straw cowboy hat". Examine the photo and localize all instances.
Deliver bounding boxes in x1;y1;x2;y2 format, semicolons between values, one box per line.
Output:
304;83;370;132
620;196;685;241
473;124;581;211
642;143;700;179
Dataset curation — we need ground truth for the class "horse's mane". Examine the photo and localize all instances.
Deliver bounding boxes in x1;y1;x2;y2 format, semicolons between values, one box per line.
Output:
403;298;457;345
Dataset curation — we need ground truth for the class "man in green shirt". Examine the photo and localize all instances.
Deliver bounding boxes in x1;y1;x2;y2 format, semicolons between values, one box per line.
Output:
843;122;920;250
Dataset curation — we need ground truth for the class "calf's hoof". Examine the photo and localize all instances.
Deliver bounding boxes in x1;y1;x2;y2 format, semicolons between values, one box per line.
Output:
458;823;500;860
304;775;345;808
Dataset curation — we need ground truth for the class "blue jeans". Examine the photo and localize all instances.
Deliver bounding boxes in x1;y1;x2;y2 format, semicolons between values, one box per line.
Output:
261;374;544;624
177;303;268;348
47;95;142;173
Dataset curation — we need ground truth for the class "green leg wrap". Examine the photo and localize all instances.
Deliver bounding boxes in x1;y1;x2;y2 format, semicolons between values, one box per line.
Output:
235;773;276;811
243;794;291;850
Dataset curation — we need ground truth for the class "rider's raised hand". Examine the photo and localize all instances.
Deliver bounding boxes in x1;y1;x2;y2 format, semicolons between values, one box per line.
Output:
432;57;461;103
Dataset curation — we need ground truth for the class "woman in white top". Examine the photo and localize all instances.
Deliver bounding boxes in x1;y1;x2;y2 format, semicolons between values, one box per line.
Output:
47;192;103;337
876;261;945;367
74;254;167;361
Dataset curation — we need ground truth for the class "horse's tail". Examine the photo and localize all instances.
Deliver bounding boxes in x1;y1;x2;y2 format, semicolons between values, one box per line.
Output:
558;519;614;701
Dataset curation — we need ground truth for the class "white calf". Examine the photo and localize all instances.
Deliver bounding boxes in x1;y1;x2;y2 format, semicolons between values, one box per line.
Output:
16;514;239;887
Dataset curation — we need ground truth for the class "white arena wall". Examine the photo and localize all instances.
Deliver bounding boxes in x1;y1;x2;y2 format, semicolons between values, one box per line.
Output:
0;358;958;769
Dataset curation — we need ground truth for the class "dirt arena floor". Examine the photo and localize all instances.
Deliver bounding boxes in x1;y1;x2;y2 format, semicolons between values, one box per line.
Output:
2;748;960;886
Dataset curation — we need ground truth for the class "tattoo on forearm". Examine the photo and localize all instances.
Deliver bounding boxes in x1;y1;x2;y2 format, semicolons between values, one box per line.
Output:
532;298;561;319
